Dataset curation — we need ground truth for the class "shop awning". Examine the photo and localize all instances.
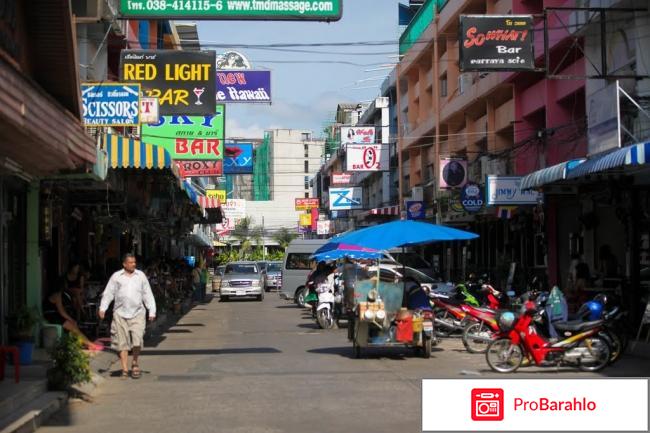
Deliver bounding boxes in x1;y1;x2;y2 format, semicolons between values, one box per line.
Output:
567;141;650;179
197;196;220;209
370;205;400;216
104;134;172;169
520;159;585;190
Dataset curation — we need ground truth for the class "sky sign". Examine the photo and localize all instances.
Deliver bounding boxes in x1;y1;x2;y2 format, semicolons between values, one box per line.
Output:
119;0;342;21
142;105;225;160
120;50;216;115
81;83;140;126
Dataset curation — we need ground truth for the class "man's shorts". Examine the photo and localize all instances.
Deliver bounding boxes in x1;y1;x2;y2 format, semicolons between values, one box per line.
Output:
111;312;146;351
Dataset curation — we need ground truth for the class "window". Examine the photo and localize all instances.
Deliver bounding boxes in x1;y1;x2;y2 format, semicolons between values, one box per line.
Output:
225;264;258;274
304;160;309;173
304;176;310;189
440;76;448;97
304;143;309;158
301;132;311;141
286;253;313;270
304;192;310;198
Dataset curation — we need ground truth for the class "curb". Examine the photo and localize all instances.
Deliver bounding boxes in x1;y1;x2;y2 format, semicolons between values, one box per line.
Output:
0;392;67;433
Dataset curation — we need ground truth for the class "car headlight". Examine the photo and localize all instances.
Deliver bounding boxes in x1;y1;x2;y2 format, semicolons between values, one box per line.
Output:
221;281;229;287
251;280;260;286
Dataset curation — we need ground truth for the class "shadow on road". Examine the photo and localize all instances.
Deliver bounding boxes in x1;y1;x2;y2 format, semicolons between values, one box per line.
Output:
308;346;444;360
297;323;320;329
143;347;282;356
172;323;206;327
275;304;299;309
164;329;192;333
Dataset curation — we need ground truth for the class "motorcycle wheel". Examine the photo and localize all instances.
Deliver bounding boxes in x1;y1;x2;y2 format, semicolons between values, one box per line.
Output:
434;309;453;338
577;336;611;372
462;322;494;354
317;309;335;329
422;337;432;359
486;338;524;373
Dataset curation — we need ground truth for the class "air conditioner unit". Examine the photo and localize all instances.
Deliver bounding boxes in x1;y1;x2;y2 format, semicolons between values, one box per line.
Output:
73;0;118;23
481;156;507;178
412;186;424;201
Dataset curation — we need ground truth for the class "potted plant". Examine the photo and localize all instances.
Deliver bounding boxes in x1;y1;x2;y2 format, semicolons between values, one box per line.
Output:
47;333;91;391
7;305;40;365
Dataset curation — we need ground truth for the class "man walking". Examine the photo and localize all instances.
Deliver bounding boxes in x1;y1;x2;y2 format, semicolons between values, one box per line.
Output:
99;253;156;379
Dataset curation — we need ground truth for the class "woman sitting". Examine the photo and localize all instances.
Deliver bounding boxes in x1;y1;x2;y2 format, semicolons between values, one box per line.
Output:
42;285;101;351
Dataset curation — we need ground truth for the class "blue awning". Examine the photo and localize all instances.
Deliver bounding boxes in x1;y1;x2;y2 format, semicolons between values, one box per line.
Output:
520;159;585;190
567;141;650;179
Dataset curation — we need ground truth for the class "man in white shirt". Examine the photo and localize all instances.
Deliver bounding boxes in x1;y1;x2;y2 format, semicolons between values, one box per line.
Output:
99;253;156;379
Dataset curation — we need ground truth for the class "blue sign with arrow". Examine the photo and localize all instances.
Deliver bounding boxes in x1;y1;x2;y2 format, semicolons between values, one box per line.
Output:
329;187;363;211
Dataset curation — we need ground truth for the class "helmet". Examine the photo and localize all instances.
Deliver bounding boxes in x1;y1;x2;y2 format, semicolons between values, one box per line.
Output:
584;300;604;321
497;311;517;332
593;293;608;306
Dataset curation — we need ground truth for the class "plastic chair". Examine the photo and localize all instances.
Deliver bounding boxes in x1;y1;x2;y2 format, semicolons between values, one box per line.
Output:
0;346;20;383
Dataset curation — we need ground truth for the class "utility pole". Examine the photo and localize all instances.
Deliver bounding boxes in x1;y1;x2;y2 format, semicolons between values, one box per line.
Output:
262;216;266;260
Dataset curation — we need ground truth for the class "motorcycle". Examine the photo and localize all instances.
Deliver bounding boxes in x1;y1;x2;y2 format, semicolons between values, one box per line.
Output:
429;292;474;337
485;293;611;373
316;274;343;329
461;284;515;353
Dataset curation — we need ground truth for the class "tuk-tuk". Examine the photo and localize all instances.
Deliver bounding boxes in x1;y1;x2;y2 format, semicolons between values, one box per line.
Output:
343;262;436;358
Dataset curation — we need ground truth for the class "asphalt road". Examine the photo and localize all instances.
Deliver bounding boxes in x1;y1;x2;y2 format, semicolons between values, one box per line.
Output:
41;293;650;433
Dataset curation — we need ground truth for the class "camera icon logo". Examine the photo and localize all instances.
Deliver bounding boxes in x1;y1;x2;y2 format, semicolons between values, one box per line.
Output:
471;388;504;421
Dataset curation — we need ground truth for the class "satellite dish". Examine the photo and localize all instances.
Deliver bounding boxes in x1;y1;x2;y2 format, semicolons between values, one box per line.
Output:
216;51;252;70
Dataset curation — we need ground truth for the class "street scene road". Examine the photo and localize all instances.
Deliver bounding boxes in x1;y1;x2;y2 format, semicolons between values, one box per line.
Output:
40;294;649;433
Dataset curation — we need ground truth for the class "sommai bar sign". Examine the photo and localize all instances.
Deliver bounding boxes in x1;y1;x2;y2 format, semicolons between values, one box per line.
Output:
459;15;534;71
120;50;216;115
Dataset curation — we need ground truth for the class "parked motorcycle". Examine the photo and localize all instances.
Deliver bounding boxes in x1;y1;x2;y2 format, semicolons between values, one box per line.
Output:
486;293;611;373
460;284;515;353
316;274;343;329
429;292;474;337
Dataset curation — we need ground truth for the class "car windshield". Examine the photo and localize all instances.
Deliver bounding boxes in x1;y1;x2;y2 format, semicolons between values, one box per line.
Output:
257;262;268;271
225;264;258;274
404;267;436;284
267;263;282;272
390;252;431;269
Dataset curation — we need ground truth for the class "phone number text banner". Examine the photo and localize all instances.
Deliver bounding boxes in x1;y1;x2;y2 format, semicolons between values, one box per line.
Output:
119;0;341;21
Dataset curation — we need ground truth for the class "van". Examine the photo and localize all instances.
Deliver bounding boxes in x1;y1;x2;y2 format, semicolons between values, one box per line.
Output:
280;239;327;303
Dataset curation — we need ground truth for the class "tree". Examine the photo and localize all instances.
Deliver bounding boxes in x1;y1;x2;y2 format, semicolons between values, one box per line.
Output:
272;227;297;251
232;217;263;260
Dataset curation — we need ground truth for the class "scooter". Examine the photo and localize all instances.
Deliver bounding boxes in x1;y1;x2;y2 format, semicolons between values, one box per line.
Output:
429;292;474;337
485;293;611;373
316;275;343;329
461;284;516;353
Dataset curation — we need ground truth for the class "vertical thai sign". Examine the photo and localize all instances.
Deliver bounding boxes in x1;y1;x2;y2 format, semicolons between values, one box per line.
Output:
459;15;534;71
120;50;216;115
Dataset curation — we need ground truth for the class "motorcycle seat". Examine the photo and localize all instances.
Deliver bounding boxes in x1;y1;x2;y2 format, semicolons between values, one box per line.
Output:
553;319;604;332
473;306;495;314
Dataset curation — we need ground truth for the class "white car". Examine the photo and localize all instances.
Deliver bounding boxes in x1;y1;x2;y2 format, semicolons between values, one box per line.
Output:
219;262;264;301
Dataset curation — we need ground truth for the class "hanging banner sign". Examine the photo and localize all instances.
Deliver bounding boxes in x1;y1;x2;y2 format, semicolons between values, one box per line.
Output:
329;187;363;210
439;158;468;189
331;172;352;185
459;15;535;71
295;198;320;211
340;126;375;145
222;199;246;219
119;0;342;21
317;220;331;235
216;70;271;103
206;189;227;204
346;144;389;171
141;105;225;160
119;50;216;115
486;176;543;205
224;143;254;173
176;160;224;177
461;182;484;213
406;201;425;220
139;97;159;124
299;213;313;227
81;83;140;126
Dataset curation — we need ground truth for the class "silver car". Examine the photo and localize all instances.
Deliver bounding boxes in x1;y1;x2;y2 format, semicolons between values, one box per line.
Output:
219;261;264;301
265;261;283;292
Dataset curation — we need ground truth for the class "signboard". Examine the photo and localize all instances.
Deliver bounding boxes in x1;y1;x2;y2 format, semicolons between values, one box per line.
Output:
295;198;319;211
460;182;484;213
587;81;621;155
331;172;352;185
139;97;159;124
81;83;140;126
346;144;389;172
317;220;331;235
141;105;225;160
329;187;363;210
224;143;254;174
119;50;216;115
340;127;375;145
406;201;425;220
459;15;534;71
176;160;224;177
119;0;342;21
299;213;312;227
486;176;543;205
439;158;468;189
222;199;246;219
216;70;271;103
206;189;227;204
217;51;252;70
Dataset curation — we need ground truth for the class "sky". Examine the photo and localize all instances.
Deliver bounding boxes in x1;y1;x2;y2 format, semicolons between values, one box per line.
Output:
195;0;401;139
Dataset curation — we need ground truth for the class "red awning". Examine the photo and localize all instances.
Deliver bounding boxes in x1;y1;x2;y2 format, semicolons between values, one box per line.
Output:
370;205;400;216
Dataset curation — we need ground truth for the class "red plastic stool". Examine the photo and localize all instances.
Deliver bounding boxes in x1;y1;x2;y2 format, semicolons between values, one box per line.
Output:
0;346;20;383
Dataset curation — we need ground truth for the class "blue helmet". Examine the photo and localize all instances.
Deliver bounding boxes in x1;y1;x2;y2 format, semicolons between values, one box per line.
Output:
584;300;604;321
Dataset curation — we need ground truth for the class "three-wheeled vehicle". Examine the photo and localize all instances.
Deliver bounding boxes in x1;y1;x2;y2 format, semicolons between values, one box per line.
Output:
343;262;436;358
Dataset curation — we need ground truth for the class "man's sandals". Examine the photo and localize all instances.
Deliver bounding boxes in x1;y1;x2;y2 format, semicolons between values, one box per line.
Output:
131;363;141;379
